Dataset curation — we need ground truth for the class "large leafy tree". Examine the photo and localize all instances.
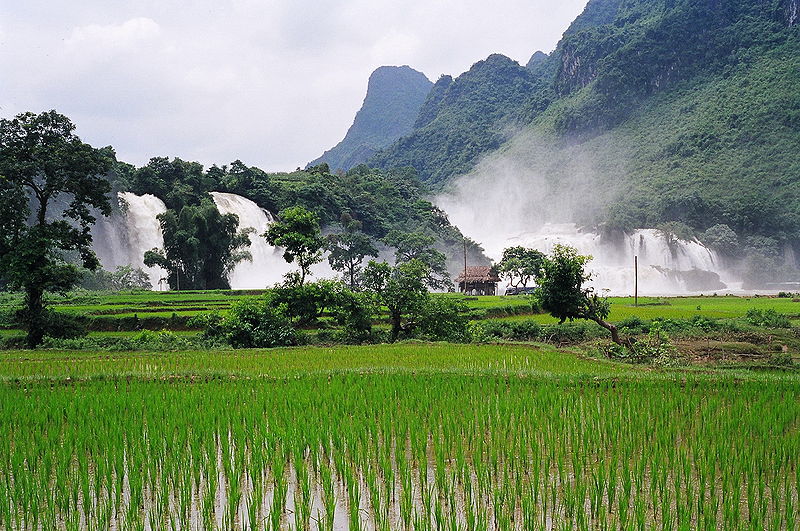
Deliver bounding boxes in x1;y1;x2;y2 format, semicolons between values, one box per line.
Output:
144;198;251;289
536;244;623;345
326;216;378;289
383;230;452;290
264;206;325;286
0;111;112;347
496;246;546;288
362;259;430;342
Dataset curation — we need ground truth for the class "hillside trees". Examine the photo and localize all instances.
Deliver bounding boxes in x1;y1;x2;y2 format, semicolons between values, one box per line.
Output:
0;111;112;347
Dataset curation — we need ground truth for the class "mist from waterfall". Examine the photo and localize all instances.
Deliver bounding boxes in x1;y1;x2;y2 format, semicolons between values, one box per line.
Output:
437;131;736;295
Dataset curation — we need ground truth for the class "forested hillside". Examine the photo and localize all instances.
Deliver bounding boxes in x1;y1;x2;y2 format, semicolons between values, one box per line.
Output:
313;0;798;266
307;66;431;172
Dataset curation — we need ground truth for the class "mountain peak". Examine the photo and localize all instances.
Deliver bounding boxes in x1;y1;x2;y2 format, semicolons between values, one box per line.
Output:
308;66;432;172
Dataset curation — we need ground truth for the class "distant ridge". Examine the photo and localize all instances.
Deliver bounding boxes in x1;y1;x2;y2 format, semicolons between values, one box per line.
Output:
307;65;431;172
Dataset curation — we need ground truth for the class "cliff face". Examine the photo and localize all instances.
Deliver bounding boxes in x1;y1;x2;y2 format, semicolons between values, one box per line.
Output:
307;66;431;172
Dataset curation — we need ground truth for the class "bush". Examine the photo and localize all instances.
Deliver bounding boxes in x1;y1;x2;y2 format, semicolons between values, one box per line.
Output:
617;316;649;334
42;311;88;340
331;290;375;344
218;297;298;348
271;279;339;326
745;308;791;328
418;298;470;343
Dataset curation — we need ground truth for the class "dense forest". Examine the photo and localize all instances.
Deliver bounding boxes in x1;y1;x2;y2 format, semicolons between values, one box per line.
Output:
115;157;487;281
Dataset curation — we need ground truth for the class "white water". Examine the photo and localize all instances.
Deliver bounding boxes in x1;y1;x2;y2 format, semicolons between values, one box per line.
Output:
92;192;168;288
210;192;294;288
501;223;729;295
93;191;335;290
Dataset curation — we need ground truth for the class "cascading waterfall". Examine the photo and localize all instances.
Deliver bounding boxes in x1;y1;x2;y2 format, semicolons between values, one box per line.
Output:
92;192;168;288
209;192;294;288
503;223;728;295
93;191;334;290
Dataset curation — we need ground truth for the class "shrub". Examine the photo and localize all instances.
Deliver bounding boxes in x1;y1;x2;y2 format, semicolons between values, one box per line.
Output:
617;316;649;334
331;290;375;344
745;308;791;328
418;298;471;343
42;311;88;340
271;279;340;326
219;298;297;348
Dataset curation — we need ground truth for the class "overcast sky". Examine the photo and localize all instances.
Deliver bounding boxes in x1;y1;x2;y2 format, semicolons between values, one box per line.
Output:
1;1;589;171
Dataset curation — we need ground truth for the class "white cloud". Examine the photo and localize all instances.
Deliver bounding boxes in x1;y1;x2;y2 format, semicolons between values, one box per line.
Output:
0;1;589;171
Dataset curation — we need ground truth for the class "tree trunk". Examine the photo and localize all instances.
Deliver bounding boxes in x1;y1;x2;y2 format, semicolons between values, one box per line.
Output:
25;285;45;349
591;317;624;346
390;311;401;343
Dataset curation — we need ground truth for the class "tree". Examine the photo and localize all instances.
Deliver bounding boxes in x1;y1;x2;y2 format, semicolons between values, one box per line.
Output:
264;206;324;285
536;244;623;345
144;198;251;289
383;230;452;290
0;111;112;347
496;246;546;288
326;217;378;289
362;259;430;342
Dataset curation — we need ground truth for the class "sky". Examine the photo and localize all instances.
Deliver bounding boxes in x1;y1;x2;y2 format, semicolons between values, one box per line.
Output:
0;1;589;172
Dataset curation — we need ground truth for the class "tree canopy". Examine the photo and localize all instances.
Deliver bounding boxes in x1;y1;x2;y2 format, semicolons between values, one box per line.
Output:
536;244;622;345
0;110;112;347
264;206;325;286
144;198;251;290
496;246;546;288
326;217;378;289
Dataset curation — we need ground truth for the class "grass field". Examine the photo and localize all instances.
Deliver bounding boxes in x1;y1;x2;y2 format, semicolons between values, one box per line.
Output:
1;291;799;529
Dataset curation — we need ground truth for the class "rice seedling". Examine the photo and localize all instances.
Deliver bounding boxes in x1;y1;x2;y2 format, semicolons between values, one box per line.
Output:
0;344;796;529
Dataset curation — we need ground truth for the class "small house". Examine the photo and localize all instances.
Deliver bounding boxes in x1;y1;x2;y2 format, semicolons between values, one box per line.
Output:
456;266;500;296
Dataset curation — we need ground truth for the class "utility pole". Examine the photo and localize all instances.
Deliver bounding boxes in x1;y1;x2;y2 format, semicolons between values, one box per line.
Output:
634;255;638;307
463;238;468;294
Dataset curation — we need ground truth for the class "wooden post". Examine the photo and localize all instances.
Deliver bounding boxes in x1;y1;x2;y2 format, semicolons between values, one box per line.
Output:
463;238;468;294
634;255;638;307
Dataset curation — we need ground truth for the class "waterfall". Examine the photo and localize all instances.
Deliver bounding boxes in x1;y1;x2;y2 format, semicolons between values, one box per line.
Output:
502;223;727;295
92;192;168;288
210;192;294;288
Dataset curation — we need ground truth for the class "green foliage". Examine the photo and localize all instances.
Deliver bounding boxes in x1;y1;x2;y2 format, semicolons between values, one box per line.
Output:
383;230;452;290
417;297;471;343
496;246;545;288
144;198;251;290
129;157;219;210
537;245;605;323
701;224;739;255
0;110;112;347
325;218;378;289
264;206;324;285
271;279;340;326
745;308;792;329
213;297;298;348
362;259;431;342
78;265;151;291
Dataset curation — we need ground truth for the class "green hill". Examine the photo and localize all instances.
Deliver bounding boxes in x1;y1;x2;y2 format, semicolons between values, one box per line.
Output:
307;66;432;172
368;54;554;188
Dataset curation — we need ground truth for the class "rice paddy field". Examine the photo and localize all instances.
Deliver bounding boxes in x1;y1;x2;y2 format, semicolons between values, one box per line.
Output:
1;341;798;530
